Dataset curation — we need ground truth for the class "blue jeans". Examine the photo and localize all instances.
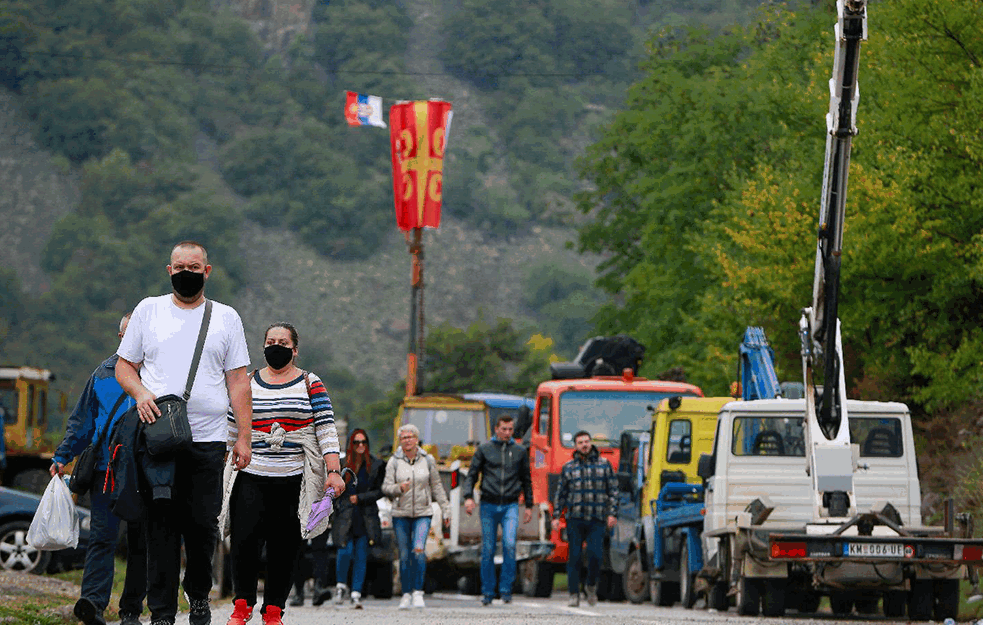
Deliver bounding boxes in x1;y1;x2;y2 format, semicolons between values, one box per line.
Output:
565;518;605;594
336;535;368;593
392;516;431;593
479;502;519;599
82;471;147;615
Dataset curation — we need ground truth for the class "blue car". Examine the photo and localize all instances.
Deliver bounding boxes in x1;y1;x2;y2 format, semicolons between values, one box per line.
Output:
0;485;91;574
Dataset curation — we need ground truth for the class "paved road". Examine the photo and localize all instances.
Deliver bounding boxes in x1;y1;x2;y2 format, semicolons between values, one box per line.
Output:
168;593;911;625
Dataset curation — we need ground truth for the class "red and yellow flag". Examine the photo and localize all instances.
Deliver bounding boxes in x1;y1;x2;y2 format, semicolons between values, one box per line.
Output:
389;100;453;231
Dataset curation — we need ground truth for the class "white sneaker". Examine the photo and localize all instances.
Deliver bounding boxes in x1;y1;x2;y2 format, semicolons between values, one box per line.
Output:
398;593;412;610
350;591;362;609
333;583;348;605
412;590;425;608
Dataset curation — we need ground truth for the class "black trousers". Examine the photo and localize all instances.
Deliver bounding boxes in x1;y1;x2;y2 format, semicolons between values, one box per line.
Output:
230;471;303;611
146;442;225;623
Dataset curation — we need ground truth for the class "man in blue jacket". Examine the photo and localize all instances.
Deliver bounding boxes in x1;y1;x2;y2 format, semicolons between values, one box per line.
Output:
463;415;534;606
51;314;147;625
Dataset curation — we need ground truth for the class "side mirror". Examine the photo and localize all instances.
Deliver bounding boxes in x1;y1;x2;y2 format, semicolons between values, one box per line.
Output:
617;471;632;492
515;404;532;439
697;453;715;480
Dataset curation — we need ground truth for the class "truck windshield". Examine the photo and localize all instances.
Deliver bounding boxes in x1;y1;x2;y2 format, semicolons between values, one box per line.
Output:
402;407;486;457
559;390;694;448
732;416;805;457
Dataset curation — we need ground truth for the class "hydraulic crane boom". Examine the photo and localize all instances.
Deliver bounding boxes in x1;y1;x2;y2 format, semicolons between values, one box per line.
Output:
798;0;867;519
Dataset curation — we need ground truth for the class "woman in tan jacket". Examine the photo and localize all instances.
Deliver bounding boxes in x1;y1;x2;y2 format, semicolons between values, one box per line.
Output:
382;424;450;609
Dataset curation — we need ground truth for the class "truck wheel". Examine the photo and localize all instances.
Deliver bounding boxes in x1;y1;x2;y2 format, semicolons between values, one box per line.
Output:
371;563;394;599
907;580;933;621
760;578;786;617
708;582;729;612
795;592;821;614
651;579;678;606
520;560;553;597
604;571;625;602
854;595;879;614
736;576;760;616
933;579;959;621
830;592;853;615
883;590;906;617
0;521;52;574
680;542;696;609
622;550;649;604
459;572;480;596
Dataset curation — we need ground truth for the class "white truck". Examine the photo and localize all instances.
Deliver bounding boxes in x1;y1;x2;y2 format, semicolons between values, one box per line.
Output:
696;399;982;619
692;0;983;619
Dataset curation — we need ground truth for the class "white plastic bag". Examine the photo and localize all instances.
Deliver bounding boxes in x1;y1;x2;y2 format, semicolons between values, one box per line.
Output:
27;475;79;550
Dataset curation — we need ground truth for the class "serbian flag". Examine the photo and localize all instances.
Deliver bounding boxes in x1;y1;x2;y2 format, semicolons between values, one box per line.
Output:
344;91;386;128
390;100;453;231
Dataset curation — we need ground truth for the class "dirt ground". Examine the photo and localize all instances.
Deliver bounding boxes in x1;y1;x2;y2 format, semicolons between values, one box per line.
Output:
0;570;80;623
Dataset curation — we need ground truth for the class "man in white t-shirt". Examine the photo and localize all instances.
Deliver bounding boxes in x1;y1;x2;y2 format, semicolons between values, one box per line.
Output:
117;241;252;625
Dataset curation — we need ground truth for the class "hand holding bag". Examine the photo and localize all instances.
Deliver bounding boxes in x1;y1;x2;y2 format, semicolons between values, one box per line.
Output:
69;391;130;495
143;300;212;457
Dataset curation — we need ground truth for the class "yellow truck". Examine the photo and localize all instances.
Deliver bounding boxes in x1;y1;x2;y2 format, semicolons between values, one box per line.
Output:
0;365;59;493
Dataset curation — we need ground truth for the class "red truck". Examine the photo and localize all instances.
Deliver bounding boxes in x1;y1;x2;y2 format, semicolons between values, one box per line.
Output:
518;337;703;598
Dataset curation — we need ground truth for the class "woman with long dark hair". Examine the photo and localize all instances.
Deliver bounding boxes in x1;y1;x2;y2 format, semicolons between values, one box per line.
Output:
331;428;385;609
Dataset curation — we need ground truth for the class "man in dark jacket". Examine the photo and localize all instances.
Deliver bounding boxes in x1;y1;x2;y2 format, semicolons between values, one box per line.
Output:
463;415;533;606
551;431;617;607
50;314;147;625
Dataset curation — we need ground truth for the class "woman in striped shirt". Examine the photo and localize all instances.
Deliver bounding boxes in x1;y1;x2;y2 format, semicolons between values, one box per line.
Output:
224;322;344;625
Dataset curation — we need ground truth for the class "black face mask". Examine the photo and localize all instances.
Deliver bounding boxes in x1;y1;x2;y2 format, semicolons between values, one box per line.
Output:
171;270;205;298
264;344;294;370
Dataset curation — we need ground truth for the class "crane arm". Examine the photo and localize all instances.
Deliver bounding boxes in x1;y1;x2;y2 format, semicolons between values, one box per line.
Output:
800;0;867;519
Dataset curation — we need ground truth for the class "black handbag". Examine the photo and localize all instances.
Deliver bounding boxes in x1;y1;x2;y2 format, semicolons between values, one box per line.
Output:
69;391;130;495
143;300;212;457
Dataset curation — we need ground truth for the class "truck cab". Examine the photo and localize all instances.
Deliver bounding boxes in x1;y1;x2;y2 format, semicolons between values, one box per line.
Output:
0;366;57;492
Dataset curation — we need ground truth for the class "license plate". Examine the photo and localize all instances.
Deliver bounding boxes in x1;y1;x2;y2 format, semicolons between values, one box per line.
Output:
844;542;904;557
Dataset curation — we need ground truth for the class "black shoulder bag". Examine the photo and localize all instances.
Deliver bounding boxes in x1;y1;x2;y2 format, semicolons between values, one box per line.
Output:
68;391;130;495
143;299;213;457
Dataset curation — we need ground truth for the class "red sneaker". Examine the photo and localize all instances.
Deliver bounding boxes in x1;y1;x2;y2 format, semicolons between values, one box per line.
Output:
226;599;253;625
261;606;283;625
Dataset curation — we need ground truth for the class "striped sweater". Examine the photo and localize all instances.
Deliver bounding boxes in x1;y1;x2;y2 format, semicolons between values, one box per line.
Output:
227;370;339;478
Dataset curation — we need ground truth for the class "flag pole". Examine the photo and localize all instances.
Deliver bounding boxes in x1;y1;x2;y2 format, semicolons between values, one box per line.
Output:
406;227;425;396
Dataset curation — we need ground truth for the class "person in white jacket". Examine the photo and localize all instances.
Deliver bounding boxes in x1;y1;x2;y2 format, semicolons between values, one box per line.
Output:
382;424;450;609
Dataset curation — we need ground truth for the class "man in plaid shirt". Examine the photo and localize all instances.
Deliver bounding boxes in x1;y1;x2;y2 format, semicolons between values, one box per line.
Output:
551;431;618;607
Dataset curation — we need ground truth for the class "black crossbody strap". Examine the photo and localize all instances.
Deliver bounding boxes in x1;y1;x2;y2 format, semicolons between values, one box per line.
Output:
183;299;213;401
92;391;129;451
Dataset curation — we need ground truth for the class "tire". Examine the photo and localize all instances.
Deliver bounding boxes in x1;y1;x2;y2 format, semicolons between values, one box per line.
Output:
519;560;553;597
760;578;786;617
622;550;649;604
10;469;49;495
604;571;625;602
736;576;760;616
854;595;880;615
679;542;696;609
651;579;678;606
883;590;906;618
371;563;394;599
933;579;959;622
459;572;480;596
0;520;52;574
708;582;729;612
907;580;933;621
830;592;853;616
795;592;821;614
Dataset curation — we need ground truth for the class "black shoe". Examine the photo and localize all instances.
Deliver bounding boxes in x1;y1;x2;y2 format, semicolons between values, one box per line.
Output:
311;584;331;607
188;599;210;625
118;611;142;625
74;598;107;625
289;593;304;607
481;596;493;606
